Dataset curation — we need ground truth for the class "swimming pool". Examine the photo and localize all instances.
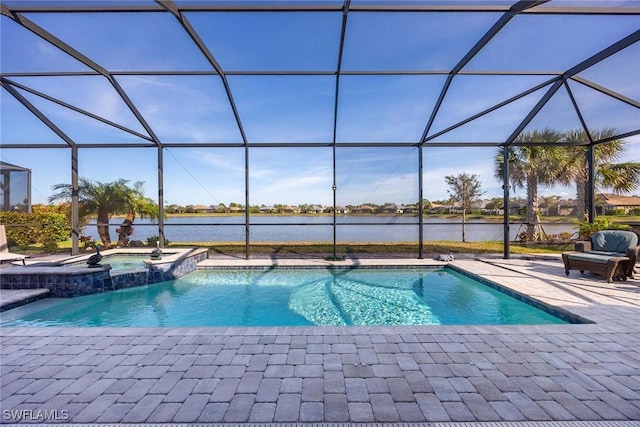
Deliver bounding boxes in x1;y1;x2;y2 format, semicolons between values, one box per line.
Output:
0;267;568;327
69;255;148;270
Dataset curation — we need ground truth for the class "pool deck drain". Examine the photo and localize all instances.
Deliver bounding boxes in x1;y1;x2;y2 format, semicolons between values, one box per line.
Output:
1;256;639;424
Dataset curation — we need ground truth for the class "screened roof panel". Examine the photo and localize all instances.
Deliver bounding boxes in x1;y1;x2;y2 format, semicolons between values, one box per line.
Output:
349;0;516;6
428;75;555;137
342;12;501;71
116;75;243;144
567;80;640;136
464;14;640;72
531;0;640;9
175;0;343;5
228;75;335;143
1;87;65;144
1;1;638;149
186;12;342;71
23;12;214;72
429;86;548;143
337;75;446;143
521;86;585;136
2;1;157;6
8;76;149;136
14;87;150;144
577;43;640;102
0;16;92;73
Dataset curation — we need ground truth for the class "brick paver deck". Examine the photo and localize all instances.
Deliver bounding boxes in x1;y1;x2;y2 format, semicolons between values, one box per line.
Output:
1;257;639;424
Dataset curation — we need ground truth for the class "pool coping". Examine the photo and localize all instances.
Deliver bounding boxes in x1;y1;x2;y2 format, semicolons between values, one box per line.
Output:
55;247;195;267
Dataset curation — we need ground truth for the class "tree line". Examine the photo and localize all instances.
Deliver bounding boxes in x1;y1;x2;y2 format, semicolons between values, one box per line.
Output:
496;128;639;240
447;128;639;242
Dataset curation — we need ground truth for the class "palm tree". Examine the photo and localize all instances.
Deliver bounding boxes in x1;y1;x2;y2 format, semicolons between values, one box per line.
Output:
495;129;566;241
49;178;131;247
116;181;159;247
49;178;159;247
562;128;640;221
540;195;561;216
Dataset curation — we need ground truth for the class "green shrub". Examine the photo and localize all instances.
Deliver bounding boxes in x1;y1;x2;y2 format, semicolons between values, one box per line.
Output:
0;205;71;246
146;235;170;247
608;208;627;216
576;218;629;239
42;240;59;252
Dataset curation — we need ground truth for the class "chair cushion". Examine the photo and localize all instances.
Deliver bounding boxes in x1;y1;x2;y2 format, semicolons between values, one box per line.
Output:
591;230;638;253
586;250;625;257
566;252;616;264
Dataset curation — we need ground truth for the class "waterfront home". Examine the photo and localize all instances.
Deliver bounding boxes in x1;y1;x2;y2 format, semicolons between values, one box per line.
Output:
192;204;213;213
355;205;375;214
600;193;640;214
259;205;276;213
303;205;324;214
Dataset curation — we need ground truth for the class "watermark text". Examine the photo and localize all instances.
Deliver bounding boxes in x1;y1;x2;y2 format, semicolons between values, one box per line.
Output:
3;409;69;422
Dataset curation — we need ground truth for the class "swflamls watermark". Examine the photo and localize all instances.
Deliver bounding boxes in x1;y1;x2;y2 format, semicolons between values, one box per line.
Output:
3;409;70;421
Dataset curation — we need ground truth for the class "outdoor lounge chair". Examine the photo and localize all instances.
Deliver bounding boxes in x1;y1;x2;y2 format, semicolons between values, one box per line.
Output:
562;229;639;283
0;224;27;265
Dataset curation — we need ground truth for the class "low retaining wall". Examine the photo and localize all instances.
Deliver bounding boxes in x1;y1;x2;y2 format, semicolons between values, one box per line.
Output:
146;249;208;283
0;265;114;297
110;268;148;291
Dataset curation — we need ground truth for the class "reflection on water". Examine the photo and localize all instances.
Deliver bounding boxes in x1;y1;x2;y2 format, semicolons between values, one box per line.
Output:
1;268;567;327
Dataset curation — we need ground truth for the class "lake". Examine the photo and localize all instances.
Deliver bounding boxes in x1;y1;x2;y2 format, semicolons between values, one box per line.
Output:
94;216;578;243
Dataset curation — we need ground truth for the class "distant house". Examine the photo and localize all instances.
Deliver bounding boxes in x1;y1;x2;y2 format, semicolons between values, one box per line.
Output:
259;205;275;213
356;205;375;214
304;205;323;214
210;204;228;213
470;200;487;212
282;205;298;214
600;193;640;214
383;204;398;214
192;204;213;213
428;203;450;214
400;204;417;214
325;206;349;214
556;199;576;216
508;198;527;215
229;205;245;213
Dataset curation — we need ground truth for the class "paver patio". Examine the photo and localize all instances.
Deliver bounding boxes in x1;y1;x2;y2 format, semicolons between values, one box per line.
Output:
1;256;639;424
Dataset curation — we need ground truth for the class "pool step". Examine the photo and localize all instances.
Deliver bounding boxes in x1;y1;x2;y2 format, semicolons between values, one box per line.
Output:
0;288;50;312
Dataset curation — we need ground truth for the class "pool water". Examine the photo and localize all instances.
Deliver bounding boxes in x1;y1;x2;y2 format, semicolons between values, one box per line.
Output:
70;255;148;270
0;268;567;327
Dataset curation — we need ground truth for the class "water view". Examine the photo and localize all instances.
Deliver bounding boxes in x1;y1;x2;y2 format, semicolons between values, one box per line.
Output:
96;216;577;243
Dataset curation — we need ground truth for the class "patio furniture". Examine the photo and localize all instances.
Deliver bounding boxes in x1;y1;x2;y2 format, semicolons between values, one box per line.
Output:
0;224;27;265
562;229;639;282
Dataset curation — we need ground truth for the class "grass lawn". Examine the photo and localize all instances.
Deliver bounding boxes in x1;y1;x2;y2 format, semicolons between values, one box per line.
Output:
13;240;572;257
178;241;572;256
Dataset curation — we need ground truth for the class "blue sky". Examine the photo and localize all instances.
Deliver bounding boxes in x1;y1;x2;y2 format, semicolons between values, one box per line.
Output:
1;2;639;207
